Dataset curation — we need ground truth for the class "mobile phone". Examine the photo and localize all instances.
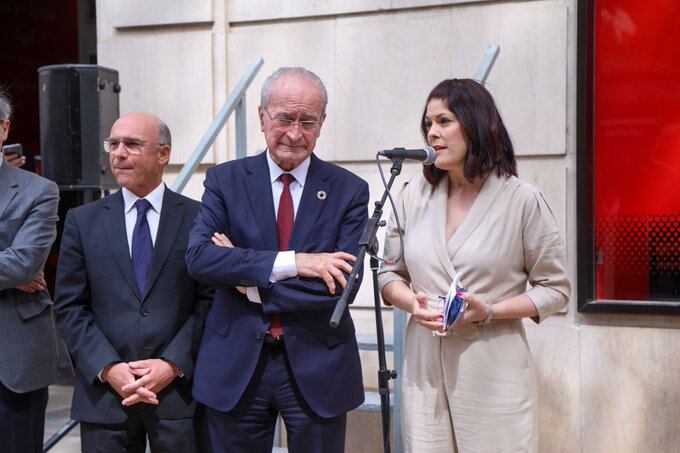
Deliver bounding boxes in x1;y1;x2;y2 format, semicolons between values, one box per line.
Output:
2;143;23;157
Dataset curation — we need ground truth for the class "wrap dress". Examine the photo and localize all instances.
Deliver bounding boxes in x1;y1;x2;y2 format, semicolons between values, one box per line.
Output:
378;171;571;452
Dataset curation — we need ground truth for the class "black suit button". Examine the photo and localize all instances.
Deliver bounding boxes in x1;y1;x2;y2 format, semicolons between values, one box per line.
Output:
140;308;149;317
256;332;264;341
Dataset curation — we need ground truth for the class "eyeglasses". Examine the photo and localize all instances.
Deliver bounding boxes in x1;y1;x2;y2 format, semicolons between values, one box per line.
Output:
265;108;322;132
103;137;165;155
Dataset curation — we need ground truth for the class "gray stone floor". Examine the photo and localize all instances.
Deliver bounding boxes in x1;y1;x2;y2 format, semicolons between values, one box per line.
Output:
44;384;80;452
43;384;378;452
42;385;289;452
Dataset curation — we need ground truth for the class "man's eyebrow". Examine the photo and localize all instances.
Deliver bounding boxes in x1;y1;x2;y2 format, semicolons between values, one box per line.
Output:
108;135;144;140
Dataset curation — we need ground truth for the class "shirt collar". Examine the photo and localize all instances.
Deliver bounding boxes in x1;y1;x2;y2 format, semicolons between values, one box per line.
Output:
122;181;165;214
266;149;310;187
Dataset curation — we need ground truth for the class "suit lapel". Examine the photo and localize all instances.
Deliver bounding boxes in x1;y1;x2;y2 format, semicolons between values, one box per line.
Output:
142;188;184;301
244;152;279;250
102;191;142;301
289;154;329;252
0;160;19;219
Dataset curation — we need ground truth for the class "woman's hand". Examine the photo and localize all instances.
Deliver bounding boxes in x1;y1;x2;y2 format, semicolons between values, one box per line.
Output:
212;233;247;294
411;292;444;332
458;292;490;326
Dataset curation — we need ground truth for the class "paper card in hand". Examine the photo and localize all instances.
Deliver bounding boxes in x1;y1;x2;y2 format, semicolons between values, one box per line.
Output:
442;272;467;331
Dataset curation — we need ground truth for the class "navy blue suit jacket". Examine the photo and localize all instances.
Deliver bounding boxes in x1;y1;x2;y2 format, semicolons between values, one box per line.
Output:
54;188;214;423
186;152;368;418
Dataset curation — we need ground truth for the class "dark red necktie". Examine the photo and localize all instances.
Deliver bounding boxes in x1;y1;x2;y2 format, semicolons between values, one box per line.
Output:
269;173;295;338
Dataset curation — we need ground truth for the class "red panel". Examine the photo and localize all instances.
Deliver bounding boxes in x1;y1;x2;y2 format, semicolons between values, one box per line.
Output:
594;0;680;300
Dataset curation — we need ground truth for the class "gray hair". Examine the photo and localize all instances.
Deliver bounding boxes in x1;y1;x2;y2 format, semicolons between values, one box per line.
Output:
157;118;172;147
0;88;12;121
260;67;328;113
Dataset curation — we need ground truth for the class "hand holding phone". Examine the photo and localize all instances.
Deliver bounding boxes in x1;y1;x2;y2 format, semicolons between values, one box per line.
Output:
2;143;26;168
2;143;23;157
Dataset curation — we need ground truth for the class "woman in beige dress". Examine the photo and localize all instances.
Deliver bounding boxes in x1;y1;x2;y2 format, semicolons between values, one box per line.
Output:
378;79;571;452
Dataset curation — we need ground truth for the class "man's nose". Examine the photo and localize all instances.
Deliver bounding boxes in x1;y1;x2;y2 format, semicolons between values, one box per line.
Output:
111;144;131;157
285;124;303;141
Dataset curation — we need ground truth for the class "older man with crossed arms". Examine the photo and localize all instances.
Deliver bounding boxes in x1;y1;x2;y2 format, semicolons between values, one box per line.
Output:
187;67;369;453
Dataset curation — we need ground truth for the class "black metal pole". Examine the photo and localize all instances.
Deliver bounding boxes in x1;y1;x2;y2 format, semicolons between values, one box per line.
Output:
330;158;403;452
330;159;404;326
43;419;79;452
372;255;397;453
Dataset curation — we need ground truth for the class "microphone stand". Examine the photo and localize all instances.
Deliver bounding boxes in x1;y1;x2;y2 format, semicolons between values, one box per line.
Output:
330;157;404;453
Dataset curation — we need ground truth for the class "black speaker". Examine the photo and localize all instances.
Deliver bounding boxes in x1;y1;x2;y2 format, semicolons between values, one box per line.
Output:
38;64;120;189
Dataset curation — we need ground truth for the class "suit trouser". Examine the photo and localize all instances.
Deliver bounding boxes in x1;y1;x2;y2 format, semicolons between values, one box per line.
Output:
206;341;346;453
80;411;211;453
0;380;48;453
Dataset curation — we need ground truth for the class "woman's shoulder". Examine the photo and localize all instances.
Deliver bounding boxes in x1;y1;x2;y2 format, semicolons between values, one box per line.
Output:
399;172;434;197
392;172;434;209
505;175;544;201
506;176;558;221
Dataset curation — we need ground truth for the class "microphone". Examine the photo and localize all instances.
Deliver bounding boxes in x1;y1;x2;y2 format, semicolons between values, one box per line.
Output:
378;146;436;165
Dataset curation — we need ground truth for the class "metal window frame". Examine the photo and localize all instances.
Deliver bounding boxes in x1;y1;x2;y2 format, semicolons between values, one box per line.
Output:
576;0;680;315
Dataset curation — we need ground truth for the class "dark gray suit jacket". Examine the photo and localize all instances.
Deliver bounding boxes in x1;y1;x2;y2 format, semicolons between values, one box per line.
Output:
0;159;74;393
54;187;213;424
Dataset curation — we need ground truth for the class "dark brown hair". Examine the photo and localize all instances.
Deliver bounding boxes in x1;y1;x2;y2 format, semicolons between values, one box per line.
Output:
420;78;517;185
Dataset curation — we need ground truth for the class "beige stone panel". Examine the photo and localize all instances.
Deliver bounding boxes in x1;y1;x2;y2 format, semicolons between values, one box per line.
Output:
580;325;680;452
164;165;209;201
359;348;395;392
98;27;215;165
352;306;396;340
450;1;568;156
226;18;337;160
334;10;454;161
108;0;213;28
525;322;581;452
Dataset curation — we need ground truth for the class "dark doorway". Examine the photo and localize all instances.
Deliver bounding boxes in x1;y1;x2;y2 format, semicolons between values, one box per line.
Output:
2;0;96;171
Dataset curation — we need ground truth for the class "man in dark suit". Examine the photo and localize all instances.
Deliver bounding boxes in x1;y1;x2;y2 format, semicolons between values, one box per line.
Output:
0;89;73;453
54;112;213;452
186;67;369;452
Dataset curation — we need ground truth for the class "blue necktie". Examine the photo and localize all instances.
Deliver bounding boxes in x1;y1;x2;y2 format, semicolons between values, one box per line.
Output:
132;199;153;294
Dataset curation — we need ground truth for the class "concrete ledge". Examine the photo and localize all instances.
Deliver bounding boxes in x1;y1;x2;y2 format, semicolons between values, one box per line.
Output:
108;0;214;29
227;0;498;24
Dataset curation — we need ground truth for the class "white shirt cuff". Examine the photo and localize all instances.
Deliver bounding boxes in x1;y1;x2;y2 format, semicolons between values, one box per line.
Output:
246;252;297;304
98;369;106;382
270;251;297;282
246;286;262;304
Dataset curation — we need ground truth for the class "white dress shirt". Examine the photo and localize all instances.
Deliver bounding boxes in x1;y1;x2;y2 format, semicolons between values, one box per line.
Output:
122;182;165;255
246;151;310;303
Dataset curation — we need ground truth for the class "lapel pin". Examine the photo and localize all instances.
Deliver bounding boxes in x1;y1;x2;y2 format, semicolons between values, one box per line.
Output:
317;190;327;201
